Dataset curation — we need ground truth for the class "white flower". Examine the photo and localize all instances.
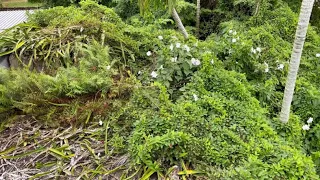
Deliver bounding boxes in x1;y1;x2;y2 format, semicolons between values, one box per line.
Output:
183;45;190;52
277;64;284;70
264;62;269;73
251;47;257;54
316;53;320;57
138;71;142;75
210;59;214;64
191;58;201;66
256;47;261;53
146;51;152;56
159;65;164;70
158;35;163;40
229;30;233;34
99;120;103;126
193;94;199;101
171;57;177;62
151;71;158;78
233;31;237;35
307;117;313;124
106;65;111;70
232;38;237;43
176;43;181;48
302;124;310;131
97;152;101;157
170;44;174;51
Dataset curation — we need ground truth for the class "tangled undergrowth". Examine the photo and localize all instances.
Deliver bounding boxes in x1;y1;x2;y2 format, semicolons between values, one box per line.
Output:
1;0;320;179
0;116;128;179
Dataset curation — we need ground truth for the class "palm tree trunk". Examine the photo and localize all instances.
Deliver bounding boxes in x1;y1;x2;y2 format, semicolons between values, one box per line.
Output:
172;8;189;39
280;0;315;123
196;0;201;37
254;0;261;16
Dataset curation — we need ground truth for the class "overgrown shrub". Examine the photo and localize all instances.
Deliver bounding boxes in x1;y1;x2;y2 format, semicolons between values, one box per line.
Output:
2;0;320;178
126;62;318;179
0;41;136;126
0;1;139;72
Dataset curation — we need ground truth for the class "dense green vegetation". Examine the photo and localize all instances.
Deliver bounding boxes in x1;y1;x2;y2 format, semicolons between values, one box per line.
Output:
1;0;320;179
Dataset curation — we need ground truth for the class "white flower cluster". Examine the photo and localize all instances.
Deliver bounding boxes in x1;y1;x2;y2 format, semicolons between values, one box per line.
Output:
264;62;269;73
302;117;313;130
229;30;239;43
151;71;158;78
261;62;285;73
229;30;237;35
193;94;199;101
277;64;284;70
170;44;174;51
183;45;190;52
169;42;191;52
316;53;320;58
191;58;201;66
171;57;177;62
147;37;202;79
251;47;262;54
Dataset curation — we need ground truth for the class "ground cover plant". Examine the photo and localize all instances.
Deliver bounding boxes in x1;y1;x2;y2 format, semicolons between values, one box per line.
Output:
1;0;320;179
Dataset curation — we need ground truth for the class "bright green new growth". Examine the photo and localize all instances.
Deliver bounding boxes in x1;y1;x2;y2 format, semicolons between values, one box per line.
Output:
138;0;177;15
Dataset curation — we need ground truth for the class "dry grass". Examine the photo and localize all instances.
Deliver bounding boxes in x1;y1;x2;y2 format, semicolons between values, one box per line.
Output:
0;115;133;179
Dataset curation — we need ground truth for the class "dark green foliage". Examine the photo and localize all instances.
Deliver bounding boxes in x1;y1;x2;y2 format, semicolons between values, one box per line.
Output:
113;0;140;19
283;0;320;31
195;0;281;39
127;63;318;179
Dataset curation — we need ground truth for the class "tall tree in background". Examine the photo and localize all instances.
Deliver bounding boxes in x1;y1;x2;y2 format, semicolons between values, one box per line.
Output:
196;0;200;37
280;0;315;123
138;0;189;39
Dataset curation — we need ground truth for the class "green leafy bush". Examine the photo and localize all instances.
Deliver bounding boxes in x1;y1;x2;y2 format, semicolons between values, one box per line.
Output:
0;1;138;72
126;62;318;179
0;40;135;126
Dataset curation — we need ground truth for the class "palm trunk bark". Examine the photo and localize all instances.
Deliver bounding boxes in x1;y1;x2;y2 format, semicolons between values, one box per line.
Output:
196;0;201;37
280;0;315;123
172;8;189;39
